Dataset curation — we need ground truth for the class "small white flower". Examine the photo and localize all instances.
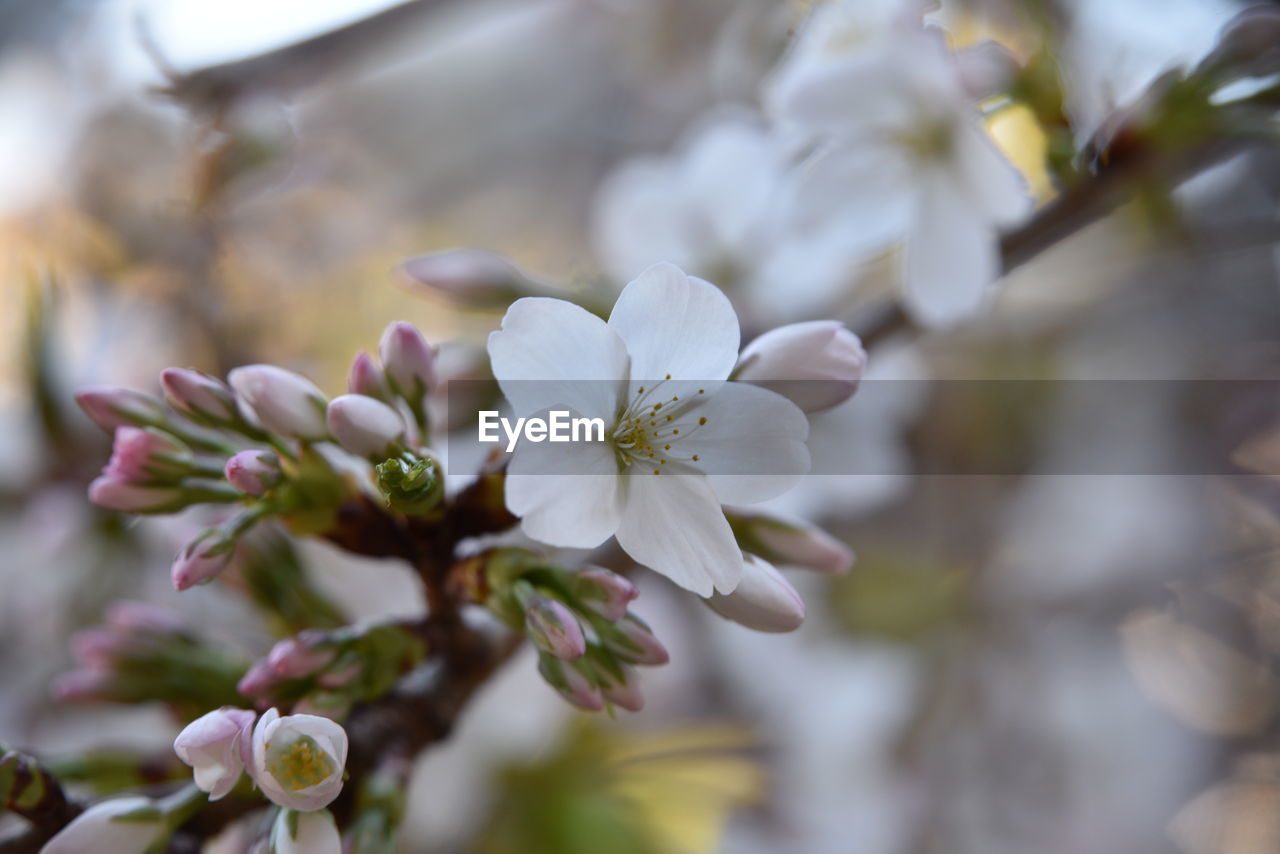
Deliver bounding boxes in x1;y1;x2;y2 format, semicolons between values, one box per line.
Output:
706;555;806;633
735;321;866;413
249;708;348;812
40;796;166;854
228;365;329;440
270;808;342;854
173;706;256;799
489;263;810;596
773;15;1032;327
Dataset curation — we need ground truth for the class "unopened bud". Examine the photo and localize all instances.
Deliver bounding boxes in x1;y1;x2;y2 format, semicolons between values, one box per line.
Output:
224;450;283;496
161;368;238;424
609;614;669;666
572;568;638;622
399;248;538;309
237;659;282;697
347;351;389;399
103;427;192;483
105;600;187;636
728;510;854;575
88;476;183;513
525;596;587;660
537;655;604;712
735;321;866;412
51;668;115;702
378;322;436;401
75;386;167;433
706;555;806;633
227;365;329;440
599;668;645;712
374;456;443;514
171;532;235;591
267;634;337;679
326;394;407;459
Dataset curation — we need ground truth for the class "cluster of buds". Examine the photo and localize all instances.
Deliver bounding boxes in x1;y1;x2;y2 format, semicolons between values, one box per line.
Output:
237;623;426;714
78;322;447;591
52;601;244;715
477;552;667;712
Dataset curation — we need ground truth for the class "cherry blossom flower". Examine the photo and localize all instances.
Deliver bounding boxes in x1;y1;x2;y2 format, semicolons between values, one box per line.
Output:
488;262;810;596
773;18;1032;326
249;708;348;812
173;707;256;799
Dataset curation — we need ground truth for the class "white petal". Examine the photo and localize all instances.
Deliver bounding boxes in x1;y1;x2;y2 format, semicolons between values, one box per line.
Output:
488;297;628;420
772;52;912;135
953;121;1033;226
272;809;342;854
608;263;740;387
614;472;742;596
677;382;810;505
787;143;914;247
679;114;782;254
41;797;165;854
592;158;703;280
506;432;624;549
902;169;1000;327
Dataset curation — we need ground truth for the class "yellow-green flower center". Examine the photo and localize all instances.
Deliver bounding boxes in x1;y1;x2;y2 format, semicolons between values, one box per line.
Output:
266;734;337;791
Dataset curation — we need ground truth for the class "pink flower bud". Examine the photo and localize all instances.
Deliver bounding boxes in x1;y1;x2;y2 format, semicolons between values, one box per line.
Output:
398;248;536;308
171;535;234;591
572;568;639;622
51;668;115;702
378;322;436;399
238;659;282;697
610;614;669;666
347;351;390;399
224;450;282;496
735;321;866;412
600;668;645;712
105;600;187;636
537;656;604;712
103;427;190;483
706;555;806;633
326;394;407;458
70;629;129;669
75;386;167;432
525;596;587;660
227;365;329;440
267;635;337;679
161;368;238;423
88;476;182;512
729;509;854;575
174;707;256;799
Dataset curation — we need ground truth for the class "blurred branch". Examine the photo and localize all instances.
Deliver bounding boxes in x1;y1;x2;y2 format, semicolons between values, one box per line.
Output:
153;0;456;119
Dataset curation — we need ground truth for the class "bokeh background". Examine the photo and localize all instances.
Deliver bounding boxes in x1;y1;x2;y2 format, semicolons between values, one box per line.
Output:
2;0;1280;852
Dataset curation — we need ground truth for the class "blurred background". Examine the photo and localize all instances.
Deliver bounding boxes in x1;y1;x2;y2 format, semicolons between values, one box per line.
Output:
2;0;1279;852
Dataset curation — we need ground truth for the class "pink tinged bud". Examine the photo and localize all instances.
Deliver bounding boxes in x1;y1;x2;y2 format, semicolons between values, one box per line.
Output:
70;629;129;669
250;707;348;812
706;556;806;633
573;568;639;622
75;386;166;432
735;321;867;413
51;668;115;702
171;537;234;591
103;427;191;483
600;669;645;712
106;600;187;636
224;450;282;496
267;636;337;679
161;368;238;423
538;656;604;712
227;365;329;440
271;807;342;854
347;351;390;399
378;322;436;399
734;511;855;575
611;615;669;666
173;707;256;800
41;796;166;854
88;476;182;512
238;659;282;697
398;248;536;307
525;596;587;660
326;394;407;458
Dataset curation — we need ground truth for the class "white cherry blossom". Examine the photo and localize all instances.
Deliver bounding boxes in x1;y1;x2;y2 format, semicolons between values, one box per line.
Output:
488;262;810;596
249;708;348;812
